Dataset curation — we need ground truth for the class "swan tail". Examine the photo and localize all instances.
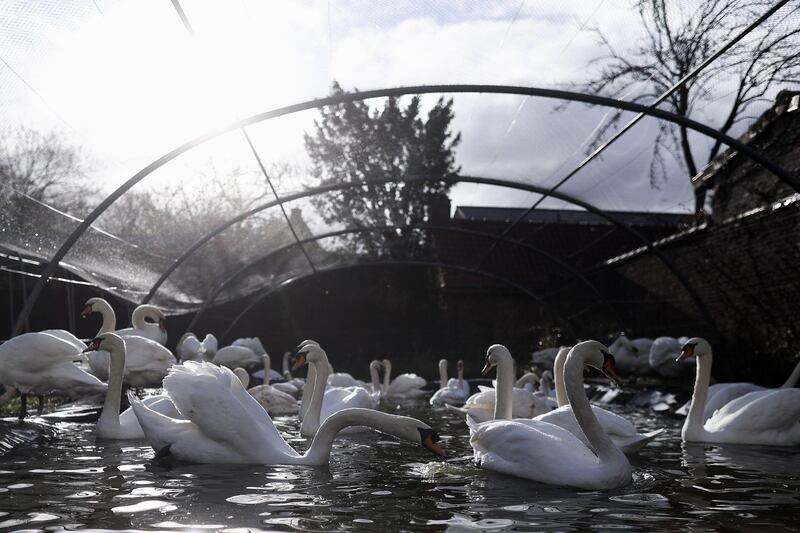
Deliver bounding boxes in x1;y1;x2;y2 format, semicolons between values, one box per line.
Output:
614;428;665;454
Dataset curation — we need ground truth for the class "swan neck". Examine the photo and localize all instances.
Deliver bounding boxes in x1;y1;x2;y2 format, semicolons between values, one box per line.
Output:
494;354;514;420
98;342;125;430
130;305;154;330
563;349;622;461
382;360;392;391
262;354;271;376
781;358;800;388
301;409;402;465
370;362;381;391
301;358;330;436
554;348;568;407
95;300;116;334
439;361;448;385
686;350;712;436
282;352;290;376
298;363;315;422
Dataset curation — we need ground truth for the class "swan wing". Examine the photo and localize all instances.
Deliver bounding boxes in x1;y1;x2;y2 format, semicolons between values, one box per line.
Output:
0;332;80;371
707;388;800;438
470;418;629;489
33;360;107;397
40;330;86;352
703;382;765;420
163;362;289;455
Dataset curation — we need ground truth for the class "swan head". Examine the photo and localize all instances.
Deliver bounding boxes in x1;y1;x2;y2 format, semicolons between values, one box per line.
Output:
81;297;108;318
82;331;125;353
292;342;327;370
391;415;445;458
482;344;512;376
676;337;710;362
574;340;621;385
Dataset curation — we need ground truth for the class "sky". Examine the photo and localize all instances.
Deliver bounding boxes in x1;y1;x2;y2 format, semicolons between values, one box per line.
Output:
0;0;794;222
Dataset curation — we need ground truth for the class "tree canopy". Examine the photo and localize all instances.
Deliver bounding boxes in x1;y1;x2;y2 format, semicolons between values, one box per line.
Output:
304;82;461;259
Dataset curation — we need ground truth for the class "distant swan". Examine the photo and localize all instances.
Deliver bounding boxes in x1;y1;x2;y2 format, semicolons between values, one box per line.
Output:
115;304;168;345
430;359;469;407
381;358;427;399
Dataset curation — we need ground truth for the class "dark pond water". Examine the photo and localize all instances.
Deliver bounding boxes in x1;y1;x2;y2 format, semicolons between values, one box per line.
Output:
1;396;799;532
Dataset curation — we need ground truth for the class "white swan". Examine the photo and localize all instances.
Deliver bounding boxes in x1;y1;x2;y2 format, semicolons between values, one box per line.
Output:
469;342;632;489
81;298;175;388
678;337;800;446
430;359;469;407
251;352;286;383
177;333;216;362
381;358;427;399
450;357;553;423
649;336;694;378
531;346;559;371
294;342;380;437
213;344;261;371
83;333;181;439
232;336;266;356
534;342;664;453
247;355;299;415
115;304;168;345
608;335;653;375
676;357;800;421
0;332;107;419
129;361;444;464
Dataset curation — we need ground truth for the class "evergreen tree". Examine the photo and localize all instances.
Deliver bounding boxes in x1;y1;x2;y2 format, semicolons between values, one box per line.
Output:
304;82;461;259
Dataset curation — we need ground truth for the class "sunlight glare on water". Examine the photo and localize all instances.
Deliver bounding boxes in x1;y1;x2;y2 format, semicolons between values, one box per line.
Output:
0;400;799;531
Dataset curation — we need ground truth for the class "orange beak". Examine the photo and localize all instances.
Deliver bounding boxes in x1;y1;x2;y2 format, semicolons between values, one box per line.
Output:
602;357;621;386
676;344;694;362
158;318;167;333
291;353;307;370
481;360;493;376
80;304;92;319
422;434;445;458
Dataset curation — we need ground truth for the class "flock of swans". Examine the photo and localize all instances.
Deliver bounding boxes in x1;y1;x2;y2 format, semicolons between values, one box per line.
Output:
1;296;799;490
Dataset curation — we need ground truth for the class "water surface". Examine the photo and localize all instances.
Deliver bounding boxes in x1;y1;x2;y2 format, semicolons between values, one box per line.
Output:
1;400;799;531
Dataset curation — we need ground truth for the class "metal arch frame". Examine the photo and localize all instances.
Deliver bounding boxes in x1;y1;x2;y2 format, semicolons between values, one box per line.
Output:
12;84;797;335
140;175;624;305
143;174;719;333
183;222;625;334
217;260;578;344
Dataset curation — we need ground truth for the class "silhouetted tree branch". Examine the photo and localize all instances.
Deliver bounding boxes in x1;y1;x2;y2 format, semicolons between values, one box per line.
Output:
575;0;800;218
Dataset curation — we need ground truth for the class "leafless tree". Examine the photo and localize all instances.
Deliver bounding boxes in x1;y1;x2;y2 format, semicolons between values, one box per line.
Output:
0;127;95;214
576;0;800;217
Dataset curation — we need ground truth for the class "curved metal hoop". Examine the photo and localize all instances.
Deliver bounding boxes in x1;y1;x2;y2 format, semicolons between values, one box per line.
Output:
146;174;716;332
217;260;578;343
15;84;792;335
183;222;623;334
